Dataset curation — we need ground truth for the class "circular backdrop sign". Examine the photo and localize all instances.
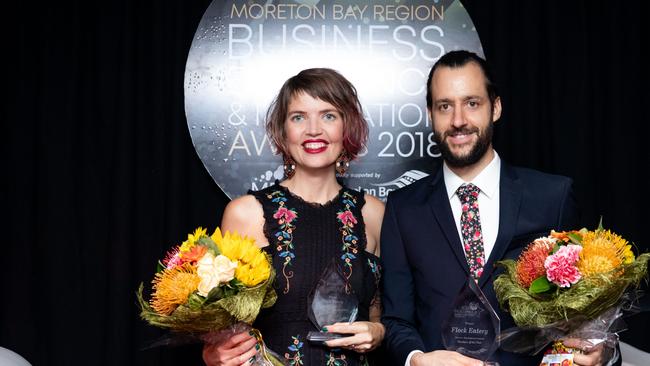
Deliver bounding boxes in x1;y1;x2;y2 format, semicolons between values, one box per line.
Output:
185;0;483;200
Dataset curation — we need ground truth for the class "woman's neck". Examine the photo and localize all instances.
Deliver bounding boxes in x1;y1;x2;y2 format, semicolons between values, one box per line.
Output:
280;169;341;204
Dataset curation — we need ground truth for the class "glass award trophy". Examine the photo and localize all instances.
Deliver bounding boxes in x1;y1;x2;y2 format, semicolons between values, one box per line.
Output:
441;277;500;366
306;260;359;343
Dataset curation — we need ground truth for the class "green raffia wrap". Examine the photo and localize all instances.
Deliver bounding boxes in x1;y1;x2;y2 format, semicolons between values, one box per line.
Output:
494;253;650;327
136;263;277;333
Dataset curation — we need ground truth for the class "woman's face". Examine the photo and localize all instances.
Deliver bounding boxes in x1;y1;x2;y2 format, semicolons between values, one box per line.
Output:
284;91;344;173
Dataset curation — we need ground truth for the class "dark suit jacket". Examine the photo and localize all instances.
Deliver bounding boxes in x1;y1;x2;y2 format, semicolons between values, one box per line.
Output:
380;162;579;365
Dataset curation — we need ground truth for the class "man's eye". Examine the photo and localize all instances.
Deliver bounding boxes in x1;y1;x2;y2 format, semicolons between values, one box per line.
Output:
468;100;479;108
438;104;450;111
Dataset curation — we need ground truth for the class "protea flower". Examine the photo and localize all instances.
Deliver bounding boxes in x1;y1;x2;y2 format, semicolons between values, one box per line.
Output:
516;237;556;288
577;229;634;278
150;263;201;315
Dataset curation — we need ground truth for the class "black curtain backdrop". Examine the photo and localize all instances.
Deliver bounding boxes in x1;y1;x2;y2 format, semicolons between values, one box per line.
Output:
3;1;648;365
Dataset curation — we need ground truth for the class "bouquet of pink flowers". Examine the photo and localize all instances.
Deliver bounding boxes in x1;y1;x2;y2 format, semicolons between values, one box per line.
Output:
494;222;650;364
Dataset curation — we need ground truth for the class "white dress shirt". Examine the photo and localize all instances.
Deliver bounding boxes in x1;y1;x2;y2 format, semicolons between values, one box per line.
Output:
405;151;501;366
443;151;501;260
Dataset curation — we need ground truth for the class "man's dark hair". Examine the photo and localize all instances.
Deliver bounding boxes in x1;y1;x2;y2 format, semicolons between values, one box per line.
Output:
425;50;499;110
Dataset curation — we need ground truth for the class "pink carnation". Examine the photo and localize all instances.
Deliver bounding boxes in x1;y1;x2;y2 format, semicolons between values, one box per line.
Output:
273;207;297;223
544;244;582;287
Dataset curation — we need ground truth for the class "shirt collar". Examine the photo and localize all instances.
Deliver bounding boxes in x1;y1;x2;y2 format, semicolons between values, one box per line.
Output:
443;151;501;200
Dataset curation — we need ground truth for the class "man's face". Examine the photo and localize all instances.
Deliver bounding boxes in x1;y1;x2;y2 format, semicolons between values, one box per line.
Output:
428;62;501;167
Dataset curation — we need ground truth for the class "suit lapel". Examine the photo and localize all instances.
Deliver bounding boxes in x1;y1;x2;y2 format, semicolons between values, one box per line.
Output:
428;168;471;276
480;163;522;287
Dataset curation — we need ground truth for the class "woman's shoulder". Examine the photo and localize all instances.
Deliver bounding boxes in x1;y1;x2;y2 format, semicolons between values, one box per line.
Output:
361;194;385;221
222;195;267;245
361;194;385;256
363;194;384;208
223;195;263;224
227;193;260;208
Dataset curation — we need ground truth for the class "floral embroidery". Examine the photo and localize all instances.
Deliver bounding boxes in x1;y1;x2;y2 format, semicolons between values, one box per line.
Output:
284;335;304;365
274;206;297;223
337;210;357;226
368;258;382;308
326;350;348;366
269;190;299;294
337;191;360;292
367;258;381;287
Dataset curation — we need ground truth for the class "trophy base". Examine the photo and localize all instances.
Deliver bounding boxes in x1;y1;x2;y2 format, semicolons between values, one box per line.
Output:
306;331;345;343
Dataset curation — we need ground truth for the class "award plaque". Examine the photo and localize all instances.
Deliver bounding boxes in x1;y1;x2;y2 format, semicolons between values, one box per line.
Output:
442;277;500;365
306;260;359;343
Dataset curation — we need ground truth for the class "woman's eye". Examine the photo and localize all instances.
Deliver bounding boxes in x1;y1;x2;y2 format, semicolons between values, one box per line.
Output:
290;115;304;122
323;113;337;121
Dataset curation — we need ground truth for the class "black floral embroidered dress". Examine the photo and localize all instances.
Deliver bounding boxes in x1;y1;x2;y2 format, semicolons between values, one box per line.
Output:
249;182;382;366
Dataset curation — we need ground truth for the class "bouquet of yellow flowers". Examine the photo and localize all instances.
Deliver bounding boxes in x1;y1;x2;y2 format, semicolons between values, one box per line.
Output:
494;222;650;364
137;227;284;365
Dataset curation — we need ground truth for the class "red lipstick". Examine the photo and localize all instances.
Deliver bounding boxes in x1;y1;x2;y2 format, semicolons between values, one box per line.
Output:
302;139;328;154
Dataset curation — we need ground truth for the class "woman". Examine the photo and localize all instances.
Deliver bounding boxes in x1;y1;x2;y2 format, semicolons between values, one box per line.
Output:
203;68;385;365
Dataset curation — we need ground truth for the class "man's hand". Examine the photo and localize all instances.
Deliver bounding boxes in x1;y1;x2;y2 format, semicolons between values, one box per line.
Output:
410;350;484;366
563;338;608;366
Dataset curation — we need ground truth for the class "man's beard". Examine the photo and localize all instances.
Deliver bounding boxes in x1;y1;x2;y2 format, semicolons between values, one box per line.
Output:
433;121;493;168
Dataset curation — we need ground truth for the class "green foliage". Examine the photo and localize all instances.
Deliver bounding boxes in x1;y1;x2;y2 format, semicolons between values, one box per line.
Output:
198;236;221;256
567;232;583;245
186;293;205;309
529;276;553;294
156;260;166;273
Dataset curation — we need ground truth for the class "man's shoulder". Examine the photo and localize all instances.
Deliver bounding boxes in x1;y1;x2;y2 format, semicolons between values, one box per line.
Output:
507;165;574;199
386;174;437;203
508;165;573;185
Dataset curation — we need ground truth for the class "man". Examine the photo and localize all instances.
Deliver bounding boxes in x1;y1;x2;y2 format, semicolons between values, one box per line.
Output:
381;50;613;366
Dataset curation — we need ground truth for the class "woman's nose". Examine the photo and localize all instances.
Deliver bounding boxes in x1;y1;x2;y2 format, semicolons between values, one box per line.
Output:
305;117;322;135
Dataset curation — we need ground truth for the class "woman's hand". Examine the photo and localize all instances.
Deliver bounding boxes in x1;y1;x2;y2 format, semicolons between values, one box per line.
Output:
202;330;259;366
322;321;385;353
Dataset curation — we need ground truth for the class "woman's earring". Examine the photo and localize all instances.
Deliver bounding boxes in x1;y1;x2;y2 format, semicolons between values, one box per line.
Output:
283;155;296;179
335;154;350;175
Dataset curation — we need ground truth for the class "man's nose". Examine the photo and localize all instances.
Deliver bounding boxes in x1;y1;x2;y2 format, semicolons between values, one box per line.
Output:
451;105;466;128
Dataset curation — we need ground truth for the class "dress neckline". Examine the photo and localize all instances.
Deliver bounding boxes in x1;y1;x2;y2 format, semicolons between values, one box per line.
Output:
275;180;345;208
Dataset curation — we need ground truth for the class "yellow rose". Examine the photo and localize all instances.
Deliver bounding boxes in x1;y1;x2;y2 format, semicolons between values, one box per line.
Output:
196;253;238;296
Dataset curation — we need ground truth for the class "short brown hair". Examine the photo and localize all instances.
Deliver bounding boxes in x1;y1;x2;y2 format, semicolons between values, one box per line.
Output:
266;68;368;159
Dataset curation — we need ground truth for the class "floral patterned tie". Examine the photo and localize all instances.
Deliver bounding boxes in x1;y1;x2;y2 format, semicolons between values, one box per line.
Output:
457;183;486;281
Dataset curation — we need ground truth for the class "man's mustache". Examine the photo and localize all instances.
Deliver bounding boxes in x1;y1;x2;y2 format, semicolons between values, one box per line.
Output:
443;127;479;139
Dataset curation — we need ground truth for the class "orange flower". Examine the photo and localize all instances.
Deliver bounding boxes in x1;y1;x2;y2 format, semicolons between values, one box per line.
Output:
577;229;633;277
550;230;570;241
150;263;200;315
516;237;555;288
550;230;581;242
181;245;207;264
